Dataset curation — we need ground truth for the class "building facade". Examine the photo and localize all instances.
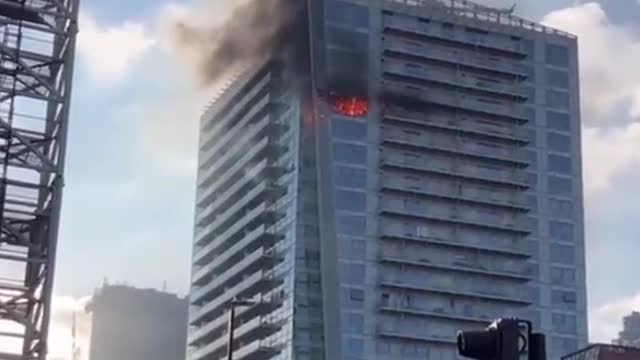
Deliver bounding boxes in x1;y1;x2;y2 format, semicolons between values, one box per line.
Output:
187;1;588;360
615;311;640;346
86;284;188;360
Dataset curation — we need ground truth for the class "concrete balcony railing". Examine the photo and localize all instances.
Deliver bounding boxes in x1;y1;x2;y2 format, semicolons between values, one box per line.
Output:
383;109;529;143
380;153;528;188
383;60;527;99
381;127;528;165
378;274;530;304
378;253;530;281
378;200;531;234
382;16;527;56
378;227;529;257
379;174;529;210
383;80;528;121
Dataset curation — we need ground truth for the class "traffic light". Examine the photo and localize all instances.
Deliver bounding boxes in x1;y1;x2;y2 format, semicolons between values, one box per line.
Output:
457;318;546;360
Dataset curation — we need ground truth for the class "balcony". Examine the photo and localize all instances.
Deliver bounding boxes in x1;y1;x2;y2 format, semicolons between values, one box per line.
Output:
381;127;528;166
383;80;528;122
379;175;529;211
378;199;531;234
379;229;529;258
378;255;530;281
383;60;527;100
222;339;281;360
189;298;280;345
192;227;281;284
382;109;529;144
380;154;528;189
379;278;530;305
199;97;272;169
382;17;527;57
378;306;492;325
191;270;279;324
191;316;280;360
191;247;281;304
382;37;528;78
195;201;269;247
378;328;457;345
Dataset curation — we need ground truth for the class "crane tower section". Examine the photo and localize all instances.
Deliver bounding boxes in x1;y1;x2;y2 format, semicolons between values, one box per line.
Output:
0;1;79;359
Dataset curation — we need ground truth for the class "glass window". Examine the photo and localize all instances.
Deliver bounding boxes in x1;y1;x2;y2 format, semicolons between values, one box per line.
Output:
527;240;539;260
552;313;577;334
526;150;538;168
350;238;366;259
343;337;364;356
327;48;368;75
336;214;366;236
548;176;572;195
553;337;579;355
547;132;571;153
327;26;369;52
519;64;535;82
332;117;367;141
528;285;540;304
527;195;538;212
548;154;572;174
551;267;576;286
546;90;569;110
334;142;367;165
551;244;575;265
526;129;536;146
525;86;536;103
376;341;391;354
523;38;535;58
527;172;538;187
546;68;569;89
546;111;570;131
342;287;364;308
548;198;573;219
525;107;536;123
326;1;370;28
344;312;364;333
552;290;577;310
546;44;569;67
526;262;539;280
335;190;366;212
348;263;365;283
549;221;574;242
334;166;366;188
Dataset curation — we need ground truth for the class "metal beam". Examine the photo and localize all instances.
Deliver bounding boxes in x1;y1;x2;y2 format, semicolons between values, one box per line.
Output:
0;0;79;360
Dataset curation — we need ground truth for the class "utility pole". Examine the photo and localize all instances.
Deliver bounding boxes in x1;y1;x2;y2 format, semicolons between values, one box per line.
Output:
226;299;259;360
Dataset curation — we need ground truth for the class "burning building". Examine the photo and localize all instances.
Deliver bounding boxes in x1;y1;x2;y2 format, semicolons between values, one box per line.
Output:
186;1;588;360
86;284;188;360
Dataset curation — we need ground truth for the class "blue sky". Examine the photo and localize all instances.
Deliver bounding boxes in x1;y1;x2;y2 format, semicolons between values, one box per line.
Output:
45;0;640;356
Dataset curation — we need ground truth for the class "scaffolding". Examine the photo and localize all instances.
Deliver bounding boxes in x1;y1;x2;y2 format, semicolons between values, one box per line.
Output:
0;1;79;360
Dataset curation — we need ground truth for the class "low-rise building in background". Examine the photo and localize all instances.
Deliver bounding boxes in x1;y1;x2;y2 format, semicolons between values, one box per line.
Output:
86;284;188;360
562;344;640;360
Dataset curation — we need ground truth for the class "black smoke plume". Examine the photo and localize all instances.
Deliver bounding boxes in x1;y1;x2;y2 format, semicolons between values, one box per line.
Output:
170;0;308;87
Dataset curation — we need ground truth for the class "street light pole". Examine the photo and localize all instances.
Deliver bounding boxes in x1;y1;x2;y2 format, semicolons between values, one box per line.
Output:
226;299;258;360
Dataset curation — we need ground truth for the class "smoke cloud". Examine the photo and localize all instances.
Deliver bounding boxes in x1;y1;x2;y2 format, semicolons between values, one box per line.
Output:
168;0;308;87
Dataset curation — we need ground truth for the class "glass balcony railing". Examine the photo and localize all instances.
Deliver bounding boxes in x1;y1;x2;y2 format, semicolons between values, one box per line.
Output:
378;305;493;325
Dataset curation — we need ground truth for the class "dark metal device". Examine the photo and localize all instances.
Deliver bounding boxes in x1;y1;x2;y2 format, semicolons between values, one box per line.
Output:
457;318;547;360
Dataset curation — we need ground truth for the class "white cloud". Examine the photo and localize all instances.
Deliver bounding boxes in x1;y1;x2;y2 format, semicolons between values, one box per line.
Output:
589;292;640;343
77;13;157;83
582;123;640;195
542;3;640;127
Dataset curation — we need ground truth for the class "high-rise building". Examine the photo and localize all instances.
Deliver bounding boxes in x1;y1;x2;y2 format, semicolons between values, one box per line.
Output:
615;311;640;346
86;285;188;360
187;1;588;360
